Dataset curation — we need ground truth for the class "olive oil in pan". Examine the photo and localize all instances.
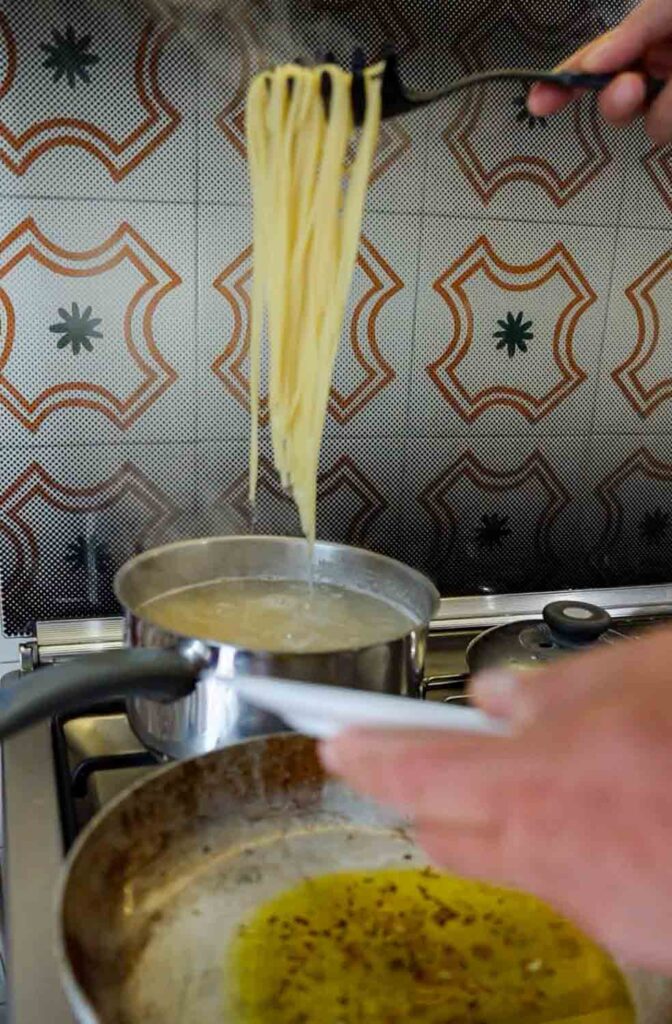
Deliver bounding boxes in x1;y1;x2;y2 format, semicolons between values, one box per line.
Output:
227;868;633;1024
138;578;414;653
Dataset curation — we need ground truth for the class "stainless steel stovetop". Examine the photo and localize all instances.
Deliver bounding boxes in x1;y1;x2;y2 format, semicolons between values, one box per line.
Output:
3;582;672;1024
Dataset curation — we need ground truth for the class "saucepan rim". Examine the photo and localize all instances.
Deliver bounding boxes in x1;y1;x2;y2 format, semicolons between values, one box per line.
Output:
113;535;441;654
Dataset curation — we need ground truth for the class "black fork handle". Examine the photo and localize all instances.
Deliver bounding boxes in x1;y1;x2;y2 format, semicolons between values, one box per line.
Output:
543;69;665;102
399;66;667;114
0;649;200;741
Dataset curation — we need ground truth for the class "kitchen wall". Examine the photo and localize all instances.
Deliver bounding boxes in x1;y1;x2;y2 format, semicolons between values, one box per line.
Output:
0;0;670;635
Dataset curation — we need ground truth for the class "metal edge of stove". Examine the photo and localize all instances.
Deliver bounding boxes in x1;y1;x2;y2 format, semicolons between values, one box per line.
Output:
23;580;672;660
1;672;75;1024
435;582;672;628
2;580;672;1024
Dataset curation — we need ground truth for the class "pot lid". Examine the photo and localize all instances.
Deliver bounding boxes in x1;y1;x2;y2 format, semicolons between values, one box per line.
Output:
467;600;615;675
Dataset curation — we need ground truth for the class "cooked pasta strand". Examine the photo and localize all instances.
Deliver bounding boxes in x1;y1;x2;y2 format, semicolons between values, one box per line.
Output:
246;63;381;542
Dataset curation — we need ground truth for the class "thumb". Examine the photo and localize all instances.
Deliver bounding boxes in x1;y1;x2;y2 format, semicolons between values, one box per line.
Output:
319;728;520;825
470;623;668;724
470;667;590;727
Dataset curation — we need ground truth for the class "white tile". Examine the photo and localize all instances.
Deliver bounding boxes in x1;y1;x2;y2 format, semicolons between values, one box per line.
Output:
423;3;629;226
621;123;672;230
582;435;672;586
400;434;590;595
0;444;196;635
594;227;672;434
0;198;197;446
196;436;403;558
408;216;615;437
0;0;197;203
197;206;421;443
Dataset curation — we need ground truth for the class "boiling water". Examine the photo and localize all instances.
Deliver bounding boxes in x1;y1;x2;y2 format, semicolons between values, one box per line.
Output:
139;578;415;652
227;868;634;1024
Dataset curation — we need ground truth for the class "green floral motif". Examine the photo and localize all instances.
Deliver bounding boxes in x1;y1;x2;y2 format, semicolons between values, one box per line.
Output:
494;311;534;358
40;25;100;88
639;507;670;546
474;512;511;550
512;94;547;129
49;302;103;355
65;534;112;574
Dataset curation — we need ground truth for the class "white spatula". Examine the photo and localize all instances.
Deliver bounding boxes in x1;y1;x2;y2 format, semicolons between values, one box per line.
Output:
230;676;508;740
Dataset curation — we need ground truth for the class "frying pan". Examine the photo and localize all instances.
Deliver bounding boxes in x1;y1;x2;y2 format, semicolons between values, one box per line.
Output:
58;734;672;1024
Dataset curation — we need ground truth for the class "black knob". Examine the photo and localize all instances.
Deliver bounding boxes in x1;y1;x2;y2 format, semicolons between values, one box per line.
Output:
542;601;611;645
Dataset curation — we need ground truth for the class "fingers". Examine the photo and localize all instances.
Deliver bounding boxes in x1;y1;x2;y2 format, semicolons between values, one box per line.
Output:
471;620;672;725
470;651;608;725
644;40;672;78
319;728;519;825
469;665;597;725
591;0;672;72
526;84;576;119
527;38;600;118
528;0;672;135
532;69;648;130
598;71;648;125
645;77;672;143
413;820;509;883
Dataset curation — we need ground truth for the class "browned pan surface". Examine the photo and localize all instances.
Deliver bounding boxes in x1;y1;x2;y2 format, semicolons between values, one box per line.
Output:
58;734;419;1023
58;734;672;1024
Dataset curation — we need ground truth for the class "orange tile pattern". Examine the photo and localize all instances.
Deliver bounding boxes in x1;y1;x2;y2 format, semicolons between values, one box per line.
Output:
0;458;181;623
211;236;402;426
0;0;670;629
428;236;595;422
0;217;181;431
0;16;180;181
443;0;613;208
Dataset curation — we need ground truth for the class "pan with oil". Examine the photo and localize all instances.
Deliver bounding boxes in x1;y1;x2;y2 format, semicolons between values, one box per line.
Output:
58;734;672;1024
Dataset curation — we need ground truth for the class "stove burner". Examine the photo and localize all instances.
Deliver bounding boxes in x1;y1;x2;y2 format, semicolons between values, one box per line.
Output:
51;702;162;851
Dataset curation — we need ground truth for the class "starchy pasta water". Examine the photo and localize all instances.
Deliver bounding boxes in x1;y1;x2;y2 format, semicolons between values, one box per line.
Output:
138;577;413;652
246;62;382;542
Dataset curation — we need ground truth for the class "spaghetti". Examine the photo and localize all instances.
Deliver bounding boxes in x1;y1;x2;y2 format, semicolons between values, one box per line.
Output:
245;62;382;542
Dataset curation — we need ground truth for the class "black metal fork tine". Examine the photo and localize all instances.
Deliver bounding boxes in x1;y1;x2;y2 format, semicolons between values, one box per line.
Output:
320;68;333;119
351;47;366;126
318;50;337;119
380;47;408;116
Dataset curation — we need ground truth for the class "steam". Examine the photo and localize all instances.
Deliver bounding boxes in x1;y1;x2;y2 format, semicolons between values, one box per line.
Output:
139;0;364;83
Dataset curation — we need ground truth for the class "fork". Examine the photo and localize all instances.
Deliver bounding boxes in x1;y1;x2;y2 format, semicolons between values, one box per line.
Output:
324;48;665;126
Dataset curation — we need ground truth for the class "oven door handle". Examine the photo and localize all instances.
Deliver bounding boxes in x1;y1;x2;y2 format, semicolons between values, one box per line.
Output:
0;650;200;740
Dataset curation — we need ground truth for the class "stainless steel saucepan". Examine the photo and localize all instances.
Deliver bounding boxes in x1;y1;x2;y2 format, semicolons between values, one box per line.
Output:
0;536;439;758
58;734;672;1024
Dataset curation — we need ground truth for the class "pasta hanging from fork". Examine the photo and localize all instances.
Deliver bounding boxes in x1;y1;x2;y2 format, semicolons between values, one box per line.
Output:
246;62;382;542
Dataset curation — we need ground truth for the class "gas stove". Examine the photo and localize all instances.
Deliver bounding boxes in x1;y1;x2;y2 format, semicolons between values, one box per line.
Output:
3;581;672;1024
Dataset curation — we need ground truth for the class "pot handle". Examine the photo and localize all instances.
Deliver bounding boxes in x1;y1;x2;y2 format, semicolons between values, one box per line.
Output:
0;649;200;741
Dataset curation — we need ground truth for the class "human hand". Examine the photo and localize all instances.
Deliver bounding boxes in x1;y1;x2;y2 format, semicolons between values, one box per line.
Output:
319;624;672;971
528;0;672;144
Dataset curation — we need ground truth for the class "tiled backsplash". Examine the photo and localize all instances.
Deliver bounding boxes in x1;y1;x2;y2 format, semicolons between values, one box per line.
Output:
1;0;671;635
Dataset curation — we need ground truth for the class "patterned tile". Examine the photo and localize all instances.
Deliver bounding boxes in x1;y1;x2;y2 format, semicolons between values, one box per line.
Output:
424;0;630;225
583;436;672;586
198;204;420;441
409;217;615;437
594;229;672;435
196;0;437;213
400;435;590;595
0;197;196;445
0;0;667;626
195;436;402;558
0;0;196;202
0;444;196;635
621;120;672;230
